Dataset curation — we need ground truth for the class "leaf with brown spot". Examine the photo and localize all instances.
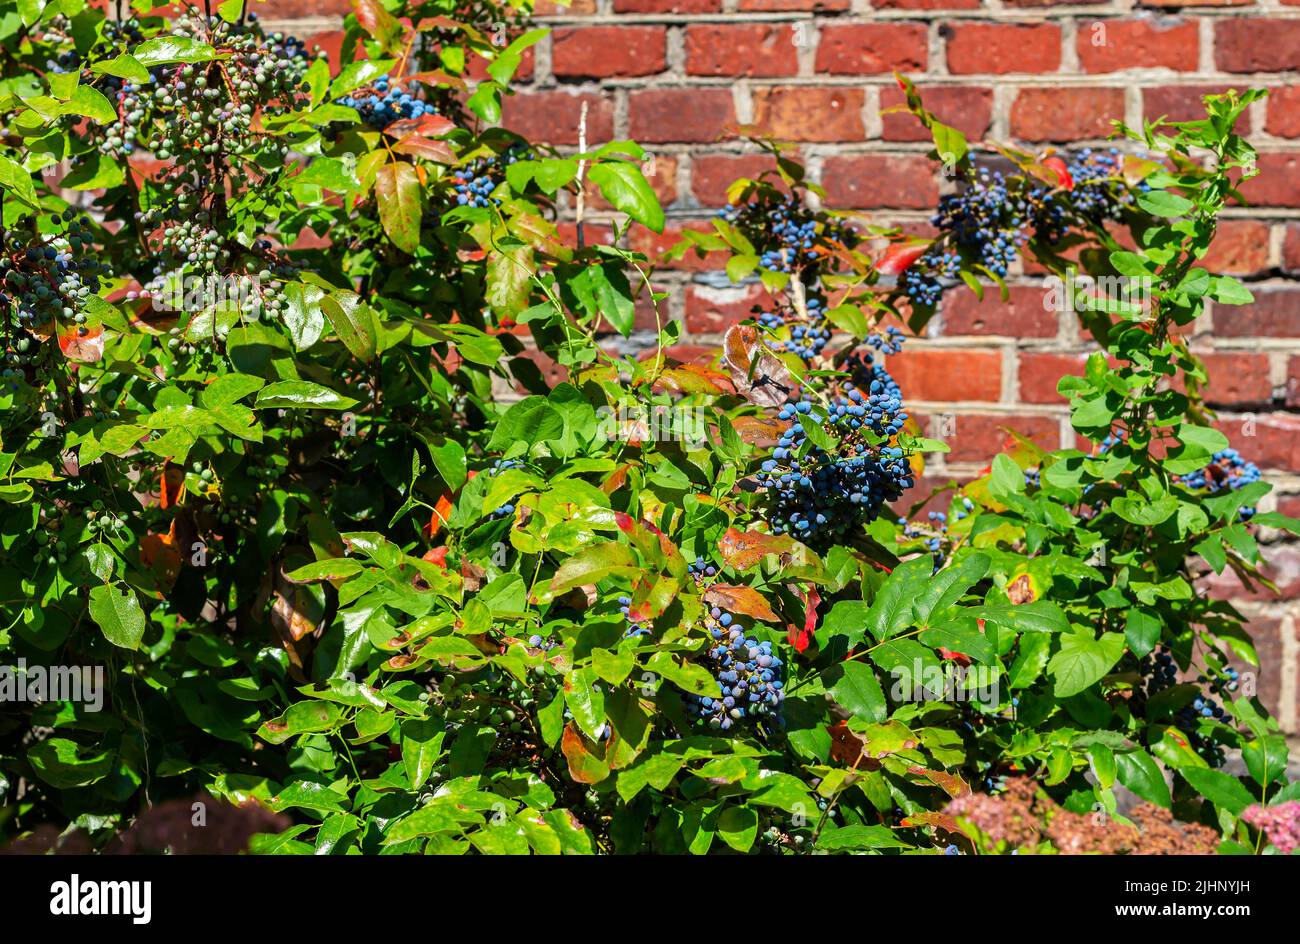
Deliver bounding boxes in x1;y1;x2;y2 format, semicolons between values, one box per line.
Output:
560;723;610;784
1007;573;1038;605
704;584;779;623
722;324;794;408
909;766;971;798
900;811;963;833
731;414;786;447
718;527;797;571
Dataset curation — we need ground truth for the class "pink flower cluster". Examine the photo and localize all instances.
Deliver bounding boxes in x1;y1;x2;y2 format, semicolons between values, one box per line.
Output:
1242;801;1300;854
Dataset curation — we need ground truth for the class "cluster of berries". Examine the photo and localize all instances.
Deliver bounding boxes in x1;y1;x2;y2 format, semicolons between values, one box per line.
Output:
1177;448;1262;520
898;151;1135;309
1;212;110;385
685;607;784;730
756;296;830;361
1140;645;1236;766
0;211;106;330
340;75;433;129
758;385;914;541
717;196;852;275
449;148;529;208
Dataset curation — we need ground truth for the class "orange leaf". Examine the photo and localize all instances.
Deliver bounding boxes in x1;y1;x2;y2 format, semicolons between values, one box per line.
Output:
704;584;779;624
58;326;104;363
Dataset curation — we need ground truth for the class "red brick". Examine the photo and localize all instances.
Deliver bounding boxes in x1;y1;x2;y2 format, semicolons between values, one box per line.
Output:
1202;541;1300;601
552;27;667;79
1212;287;1300;337
555;223;616;253
305;31;345;75
924;412;1061;463
1238;153;1300;209
685;283;770;334
1267;87;1300;139
1285;224;1300;274
613;0;718;10
1279;494;1300;518
1214;413;1300;472
1201;220;1272;277
751;87;865;142
1216;20;1300;73
874;0;979;7
939;285;1058;337
886;349;1003;402
1288;357;1300;409
628;89;735;144
1143;85;1243;126
691;153;789;206
1018;352;1089;403
1194;352;1273;406
1003;0;1107;5
685;24;799;78
1076;19;1199;73
1011;88;1125;141
945;23;1062;75
536;0;598;13
821;155;938;209
501;91;614;146
815;23;929;75
739;0;849;9
880;86;993;142
629;223;723;272
1140;0;1248;6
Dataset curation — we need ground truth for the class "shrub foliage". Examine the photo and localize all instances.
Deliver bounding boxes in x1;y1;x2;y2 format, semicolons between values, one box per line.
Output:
0;1;1296;854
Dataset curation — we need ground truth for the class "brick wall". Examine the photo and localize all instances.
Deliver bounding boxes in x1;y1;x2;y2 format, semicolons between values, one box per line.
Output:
262;0;1300;727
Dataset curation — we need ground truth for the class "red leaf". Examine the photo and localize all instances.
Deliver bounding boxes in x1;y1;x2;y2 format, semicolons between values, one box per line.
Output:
937;647;972;666
1042;156;1074;191
383;114;456;141
787;584;820;653
877;241;930;276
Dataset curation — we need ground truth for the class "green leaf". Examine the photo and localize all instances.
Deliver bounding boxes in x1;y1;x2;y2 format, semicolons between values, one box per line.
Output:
321;291;378;362
255;381;357;411
1047;629;1126;697
717;805;758;852
401;718;445;791
27;739;113;789
1137;189;1194;218
866;555;931;639
980;600;1068;634
133;35;219;66
913;552;989;626
1116;749;1171;808
88;584;146;650
830;662;887;723
587;161;664;233
1124;609;1161;658
1180;768;1254;815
